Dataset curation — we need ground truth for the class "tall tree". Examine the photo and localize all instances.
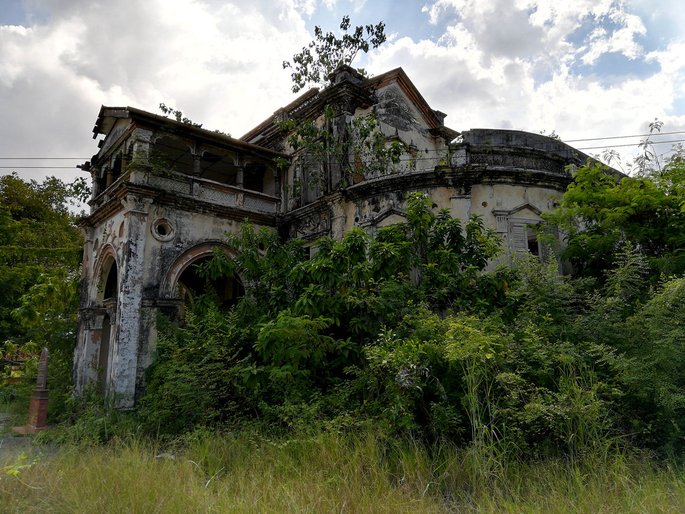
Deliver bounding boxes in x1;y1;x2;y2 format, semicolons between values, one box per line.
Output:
0;173;85;345
282;15;386;92
544;154;685;280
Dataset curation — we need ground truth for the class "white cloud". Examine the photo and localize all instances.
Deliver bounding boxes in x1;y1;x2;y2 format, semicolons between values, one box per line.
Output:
0;0;312;183
579;9;646;65
368;0;684;167
1;0;684;184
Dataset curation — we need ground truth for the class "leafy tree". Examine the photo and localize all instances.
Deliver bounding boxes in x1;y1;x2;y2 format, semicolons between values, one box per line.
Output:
544;156;685;279
158;103;202;128
0;173;85;417
0;174;84;343
11;266;81;416
620;277;685;452
282;15;386;92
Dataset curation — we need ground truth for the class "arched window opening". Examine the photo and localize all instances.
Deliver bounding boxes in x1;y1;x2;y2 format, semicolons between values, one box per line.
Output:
111;155;122;183
177;256;244;309
103;261;118;300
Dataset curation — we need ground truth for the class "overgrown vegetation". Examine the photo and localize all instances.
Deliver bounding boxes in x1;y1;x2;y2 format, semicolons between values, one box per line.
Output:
544;150;685;279
120;152;685;458
131;136;685;459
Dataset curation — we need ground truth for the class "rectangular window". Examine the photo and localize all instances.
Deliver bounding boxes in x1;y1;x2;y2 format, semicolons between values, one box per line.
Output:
509;221;540;257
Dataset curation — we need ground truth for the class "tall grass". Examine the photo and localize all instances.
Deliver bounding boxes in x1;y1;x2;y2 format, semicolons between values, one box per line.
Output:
2;430;685;513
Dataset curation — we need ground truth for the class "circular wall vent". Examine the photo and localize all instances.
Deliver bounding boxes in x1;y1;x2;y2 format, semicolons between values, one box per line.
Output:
151;218;175;242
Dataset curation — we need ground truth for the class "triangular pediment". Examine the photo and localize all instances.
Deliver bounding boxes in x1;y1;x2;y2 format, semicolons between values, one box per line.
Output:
359;206;407;228
493;203;542;219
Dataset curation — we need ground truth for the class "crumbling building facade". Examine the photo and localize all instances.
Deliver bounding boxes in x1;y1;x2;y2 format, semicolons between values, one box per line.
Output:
75;66;590;406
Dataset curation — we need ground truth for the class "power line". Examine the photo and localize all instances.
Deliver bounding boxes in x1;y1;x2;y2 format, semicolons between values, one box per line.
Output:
0;157;89;160
2;131;684;164
564;130;685;143
0;166;81;169
576;139;685;150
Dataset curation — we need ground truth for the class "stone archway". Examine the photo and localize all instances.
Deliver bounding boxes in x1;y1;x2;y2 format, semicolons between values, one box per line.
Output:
83;247;119;395
160;242;244;310
176;255;244;309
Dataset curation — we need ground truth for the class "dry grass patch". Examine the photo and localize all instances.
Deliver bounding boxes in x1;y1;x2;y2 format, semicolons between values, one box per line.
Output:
2;432;685;513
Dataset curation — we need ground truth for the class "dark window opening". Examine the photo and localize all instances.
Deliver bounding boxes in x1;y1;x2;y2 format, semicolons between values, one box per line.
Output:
150;136;194;175
201;151;238;184
95;168;108;194
111;155;122;183
244;164;265;192
103;264;118;300
177;256;244;309
527;229;539;257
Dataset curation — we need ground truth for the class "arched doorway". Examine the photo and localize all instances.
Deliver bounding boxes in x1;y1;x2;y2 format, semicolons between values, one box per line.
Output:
96;254;118;394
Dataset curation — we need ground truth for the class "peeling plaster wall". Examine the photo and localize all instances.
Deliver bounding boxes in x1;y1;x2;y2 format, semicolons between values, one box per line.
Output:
76;189;276;406
469;184;560;230
134;204;274;396
75;208;129;397
374;83;446;160
368;83;450;175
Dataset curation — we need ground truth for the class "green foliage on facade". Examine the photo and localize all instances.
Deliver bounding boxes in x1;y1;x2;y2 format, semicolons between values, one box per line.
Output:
544;152;685;279
135;187;685;458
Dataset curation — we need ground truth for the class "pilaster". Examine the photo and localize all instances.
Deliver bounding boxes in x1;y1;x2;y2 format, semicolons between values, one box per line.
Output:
109;193;152;407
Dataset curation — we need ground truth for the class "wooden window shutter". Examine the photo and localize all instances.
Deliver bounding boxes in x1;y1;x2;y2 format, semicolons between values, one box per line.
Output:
510;222;528;252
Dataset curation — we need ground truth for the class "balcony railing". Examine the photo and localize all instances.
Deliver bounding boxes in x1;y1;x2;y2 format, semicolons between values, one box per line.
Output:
91;169;280;214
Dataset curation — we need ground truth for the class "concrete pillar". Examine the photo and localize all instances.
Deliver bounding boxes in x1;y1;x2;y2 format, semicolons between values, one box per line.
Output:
109;194;152;408
191;147;202;195
235;156;244;188
73;308;105;391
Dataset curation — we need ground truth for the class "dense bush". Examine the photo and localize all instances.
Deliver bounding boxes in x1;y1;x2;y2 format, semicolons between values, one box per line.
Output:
0;174;85;420
138;190;685;458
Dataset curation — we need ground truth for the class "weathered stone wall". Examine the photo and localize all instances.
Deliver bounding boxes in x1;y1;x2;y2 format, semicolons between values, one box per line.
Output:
76;180;277;406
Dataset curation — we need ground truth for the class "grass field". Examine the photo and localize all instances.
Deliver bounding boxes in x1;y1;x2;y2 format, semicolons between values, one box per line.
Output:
2;430;685;513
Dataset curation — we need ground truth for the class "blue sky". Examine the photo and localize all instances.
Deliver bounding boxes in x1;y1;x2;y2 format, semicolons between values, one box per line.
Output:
1;0;684;181
2;0;23;24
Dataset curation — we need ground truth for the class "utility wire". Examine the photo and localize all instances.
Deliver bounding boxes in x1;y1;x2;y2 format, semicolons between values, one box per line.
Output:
0;157;89;160
576;139;685;150
564;130;685;142
2;131;685;165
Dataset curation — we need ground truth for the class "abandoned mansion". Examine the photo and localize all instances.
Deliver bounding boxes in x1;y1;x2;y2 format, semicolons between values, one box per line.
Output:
74;66;591;406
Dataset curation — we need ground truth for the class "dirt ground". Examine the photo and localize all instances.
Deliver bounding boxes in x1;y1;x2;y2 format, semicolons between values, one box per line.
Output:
0;412;35;463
